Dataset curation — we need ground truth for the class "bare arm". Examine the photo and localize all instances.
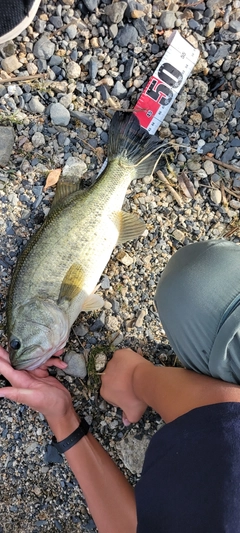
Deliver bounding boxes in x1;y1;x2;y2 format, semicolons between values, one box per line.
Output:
0;347;137;533
1;346;240;533
133;363;240;423
101;349;240;424
47;410;137;533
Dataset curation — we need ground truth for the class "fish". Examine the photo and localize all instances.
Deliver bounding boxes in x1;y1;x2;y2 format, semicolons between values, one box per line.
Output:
7;111;164;371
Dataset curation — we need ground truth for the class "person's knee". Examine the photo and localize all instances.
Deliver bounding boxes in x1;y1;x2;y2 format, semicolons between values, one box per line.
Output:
154;239;240;384
155;240;212;316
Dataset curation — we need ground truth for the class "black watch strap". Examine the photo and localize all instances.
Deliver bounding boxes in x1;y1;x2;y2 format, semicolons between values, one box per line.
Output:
52;417;89;454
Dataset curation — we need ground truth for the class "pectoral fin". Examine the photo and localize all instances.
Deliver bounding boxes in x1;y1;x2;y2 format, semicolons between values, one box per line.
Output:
58;263;85;303
82;294;104;311
115;211;146;245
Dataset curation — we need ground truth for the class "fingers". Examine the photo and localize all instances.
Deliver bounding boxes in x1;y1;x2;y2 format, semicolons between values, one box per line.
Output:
32;357;67;378
0;386;49;415
45;357;68;369
0;386;31;404
0;346;10;362
0;355;19;384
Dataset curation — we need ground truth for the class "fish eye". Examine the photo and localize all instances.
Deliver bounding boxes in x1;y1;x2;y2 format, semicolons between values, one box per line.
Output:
10;338;21;350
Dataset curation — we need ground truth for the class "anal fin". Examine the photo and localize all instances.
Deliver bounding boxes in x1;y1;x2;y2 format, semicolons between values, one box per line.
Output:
82;294;104;312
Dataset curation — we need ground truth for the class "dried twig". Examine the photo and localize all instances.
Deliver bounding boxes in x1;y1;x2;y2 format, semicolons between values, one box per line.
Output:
203;155;240;174
223;224;240;238
0;73;47;84
157;170;183;207
177;170;196;199
221;182;228;208
79;138;98;153
223;186;240;199
78;96;110;121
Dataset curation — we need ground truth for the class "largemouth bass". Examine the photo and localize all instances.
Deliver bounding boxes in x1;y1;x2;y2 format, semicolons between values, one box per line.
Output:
7;111;164;370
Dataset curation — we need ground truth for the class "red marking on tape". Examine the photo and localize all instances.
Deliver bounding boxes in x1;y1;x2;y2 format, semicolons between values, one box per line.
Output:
134;76;171;129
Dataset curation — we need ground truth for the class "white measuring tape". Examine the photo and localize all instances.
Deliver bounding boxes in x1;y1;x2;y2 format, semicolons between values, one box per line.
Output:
98;31;199;174
134;31;200;134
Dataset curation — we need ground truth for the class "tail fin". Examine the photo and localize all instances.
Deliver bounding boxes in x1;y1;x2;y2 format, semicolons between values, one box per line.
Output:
107;111;166;179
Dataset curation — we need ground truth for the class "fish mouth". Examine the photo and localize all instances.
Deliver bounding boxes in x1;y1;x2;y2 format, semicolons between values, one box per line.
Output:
10;340;67;371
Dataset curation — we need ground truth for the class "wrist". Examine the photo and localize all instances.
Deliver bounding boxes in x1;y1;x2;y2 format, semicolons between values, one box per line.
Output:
46;407;80;442
132;359;154;404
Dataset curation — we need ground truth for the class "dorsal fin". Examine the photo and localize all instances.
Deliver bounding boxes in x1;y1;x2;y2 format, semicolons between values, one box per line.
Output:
51;181;80;209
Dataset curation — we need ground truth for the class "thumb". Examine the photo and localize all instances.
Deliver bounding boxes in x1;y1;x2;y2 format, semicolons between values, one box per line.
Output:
122;411;131;427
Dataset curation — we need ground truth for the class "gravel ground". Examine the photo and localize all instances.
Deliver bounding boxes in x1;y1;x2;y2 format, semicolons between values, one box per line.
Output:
0;0;240;531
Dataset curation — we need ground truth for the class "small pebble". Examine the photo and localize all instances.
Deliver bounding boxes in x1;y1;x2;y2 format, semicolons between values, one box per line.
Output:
203;160;215;175
1;55;22;73
50;103;71;126
66;24;77;39
66;61;81;79
101;275;110;289
31;132;45;148
115;25;138;46
135;309;147;328
210;189;222;205
105;315;119;332
160;11;176;29
116;251;134;266
111;81;127;99
28;96;45;114
95;352;107;372
33;37;55;60
172;229;185;242
229;199;240;209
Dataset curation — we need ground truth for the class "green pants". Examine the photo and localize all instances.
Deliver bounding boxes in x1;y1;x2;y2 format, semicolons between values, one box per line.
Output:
155;239;240;384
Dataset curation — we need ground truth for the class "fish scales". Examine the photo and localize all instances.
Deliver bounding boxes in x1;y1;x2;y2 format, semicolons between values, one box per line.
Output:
7;111;165;370
10;160;136;308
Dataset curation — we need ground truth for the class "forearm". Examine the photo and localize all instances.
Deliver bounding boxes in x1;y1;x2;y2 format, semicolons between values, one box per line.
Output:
133;362;240;423
47;410;137;533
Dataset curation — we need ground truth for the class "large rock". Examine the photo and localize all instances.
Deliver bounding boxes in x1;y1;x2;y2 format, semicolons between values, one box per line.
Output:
62;156;87;180
116;430;151;474
63;351;87;378
0;127;15;167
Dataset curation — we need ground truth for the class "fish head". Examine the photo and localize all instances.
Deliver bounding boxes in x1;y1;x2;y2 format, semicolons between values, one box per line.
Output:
8;297;69;370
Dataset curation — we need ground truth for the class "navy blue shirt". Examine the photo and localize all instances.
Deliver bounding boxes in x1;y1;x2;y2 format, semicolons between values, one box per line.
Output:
135;403;240;532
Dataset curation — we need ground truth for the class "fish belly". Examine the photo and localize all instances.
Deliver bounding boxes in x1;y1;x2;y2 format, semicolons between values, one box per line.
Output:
66;213;119;325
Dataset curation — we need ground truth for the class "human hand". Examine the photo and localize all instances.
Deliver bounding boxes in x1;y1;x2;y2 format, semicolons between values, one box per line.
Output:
0;346;73;422
100;348;151;426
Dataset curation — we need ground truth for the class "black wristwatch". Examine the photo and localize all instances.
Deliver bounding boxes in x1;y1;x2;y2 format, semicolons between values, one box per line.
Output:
52;417;89;454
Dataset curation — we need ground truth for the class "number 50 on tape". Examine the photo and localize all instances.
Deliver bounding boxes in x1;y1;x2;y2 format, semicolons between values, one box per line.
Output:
134;31;200;135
